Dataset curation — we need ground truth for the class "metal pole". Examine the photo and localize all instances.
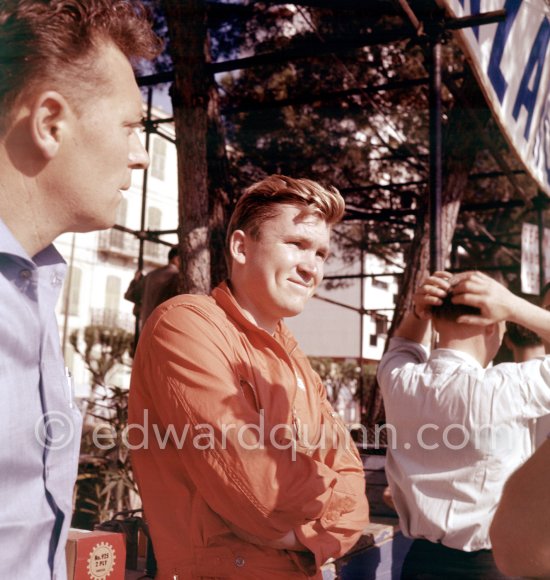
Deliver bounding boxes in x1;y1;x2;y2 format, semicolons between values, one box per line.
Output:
134;87;154;344
358;244;365;420
139;87;154;272
429;37;443;273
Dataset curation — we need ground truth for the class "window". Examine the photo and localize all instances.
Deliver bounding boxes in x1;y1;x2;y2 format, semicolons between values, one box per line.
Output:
369;334;378;347
105;275;121;312
372;278;389;290
151;137;167;181
61;266;82;316
63;344;75;372
375;315;388;335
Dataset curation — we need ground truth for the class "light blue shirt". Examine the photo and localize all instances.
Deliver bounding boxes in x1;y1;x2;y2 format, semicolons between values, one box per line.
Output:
0;219;82;579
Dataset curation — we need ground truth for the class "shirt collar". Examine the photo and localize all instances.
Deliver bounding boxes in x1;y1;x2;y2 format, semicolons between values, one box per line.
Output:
0;218;65;268
431;347;483;369
0;218;31;261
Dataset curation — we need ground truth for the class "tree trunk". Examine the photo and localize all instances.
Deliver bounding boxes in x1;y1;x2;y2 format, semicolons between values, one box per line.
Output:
367;69;491;425
394;70;490;322
207;82;233;286
163;0;232;293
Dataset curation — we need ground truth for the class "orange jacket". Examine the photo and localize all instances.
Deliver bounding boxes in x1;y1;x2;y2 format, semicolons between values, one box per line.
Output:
128;282;369;579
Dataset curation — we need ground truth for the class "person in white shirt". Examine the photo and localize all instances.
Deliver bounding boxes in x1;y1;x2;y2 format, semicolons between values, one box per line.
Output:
377;270;550;579
504;320;549;450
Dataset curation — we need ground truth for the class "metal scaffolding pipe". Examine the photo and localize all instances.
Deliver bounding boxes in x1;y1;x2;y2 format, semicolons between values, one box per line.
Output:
429;37;443;272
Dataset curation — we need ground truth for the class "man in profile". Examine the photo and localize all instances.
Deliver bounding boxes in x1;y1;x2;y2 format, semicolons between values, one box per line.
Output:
129;175;370;579
0;2;160;577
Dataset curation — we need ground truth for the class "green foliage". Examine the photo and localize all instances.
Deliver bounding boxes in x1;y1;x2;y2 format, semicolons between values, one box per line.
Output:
143;2;543;293
69;325;133;390
70;325;136;529
310;356;377;413
213;4;540;285
217;6;440;269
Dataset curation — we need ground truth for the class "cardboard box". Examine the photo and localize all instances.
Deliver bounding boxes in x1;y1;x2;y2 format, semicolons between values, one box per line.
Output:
66;528;126;580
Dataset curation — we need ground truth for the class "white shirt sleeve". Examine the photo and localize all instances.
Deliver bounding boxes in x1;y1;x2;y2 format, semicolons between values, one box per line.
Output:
377;336;429;394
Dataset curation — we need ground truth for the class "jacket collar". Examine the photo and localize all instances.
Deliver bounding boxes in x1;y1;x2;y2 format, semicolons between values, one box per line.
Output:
212;280;298;354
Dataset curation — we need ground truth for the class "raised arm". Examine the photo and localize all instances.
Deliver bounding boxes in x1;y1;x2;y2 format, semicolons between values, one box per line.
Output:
393;271;452;345
451;271;550;343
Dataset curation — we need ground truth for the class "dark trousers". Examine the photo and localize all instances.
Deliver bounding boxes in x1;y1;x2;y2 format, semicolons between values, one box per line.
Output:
401;539;516;579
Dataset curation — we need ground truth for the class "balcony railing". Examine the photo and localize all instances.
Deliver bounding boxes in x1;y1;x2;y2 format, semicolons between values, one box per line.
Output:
97;230;165;265
98;230;139;258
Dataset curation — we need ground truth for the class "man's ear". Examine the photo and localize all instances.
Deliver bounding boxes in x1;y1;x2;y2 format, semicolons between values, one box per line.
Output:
229;230;247;265
484;322;498;338
30;91;70;160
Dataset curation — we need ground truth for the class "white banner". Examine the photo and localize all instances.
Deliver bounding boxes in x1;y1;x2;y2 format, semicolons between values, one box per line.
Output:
435;0;550;195
521;222;550;294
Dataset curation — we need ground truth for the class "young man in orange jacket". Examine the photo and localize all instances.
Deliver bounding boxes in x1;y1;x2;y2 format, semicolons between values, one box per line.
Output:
128;175;369;579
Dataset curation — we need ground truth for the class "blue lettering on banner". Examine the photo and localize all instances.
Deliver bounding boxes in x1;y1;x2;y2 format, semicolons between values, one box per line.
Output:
487;0;523;103
446;0;549;192
512;18;550;140
458;0;482;39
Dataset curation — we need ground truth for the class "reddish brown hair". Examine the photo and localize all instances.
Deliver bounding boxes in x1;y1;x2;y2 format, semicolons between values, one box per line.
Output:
225;174;345;269
227;175;344;239
0;0;162;132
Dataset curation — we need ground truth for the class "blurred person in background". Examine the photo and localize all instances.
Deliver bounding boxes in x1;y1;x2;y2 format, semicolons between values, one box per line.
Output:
503;320;544;363
504;320;549;449
124;246;181;330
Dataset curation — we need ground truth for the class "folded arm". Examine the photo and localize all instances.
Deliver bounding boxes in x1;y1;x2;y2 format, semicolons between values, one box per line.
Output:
146;305;368;563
